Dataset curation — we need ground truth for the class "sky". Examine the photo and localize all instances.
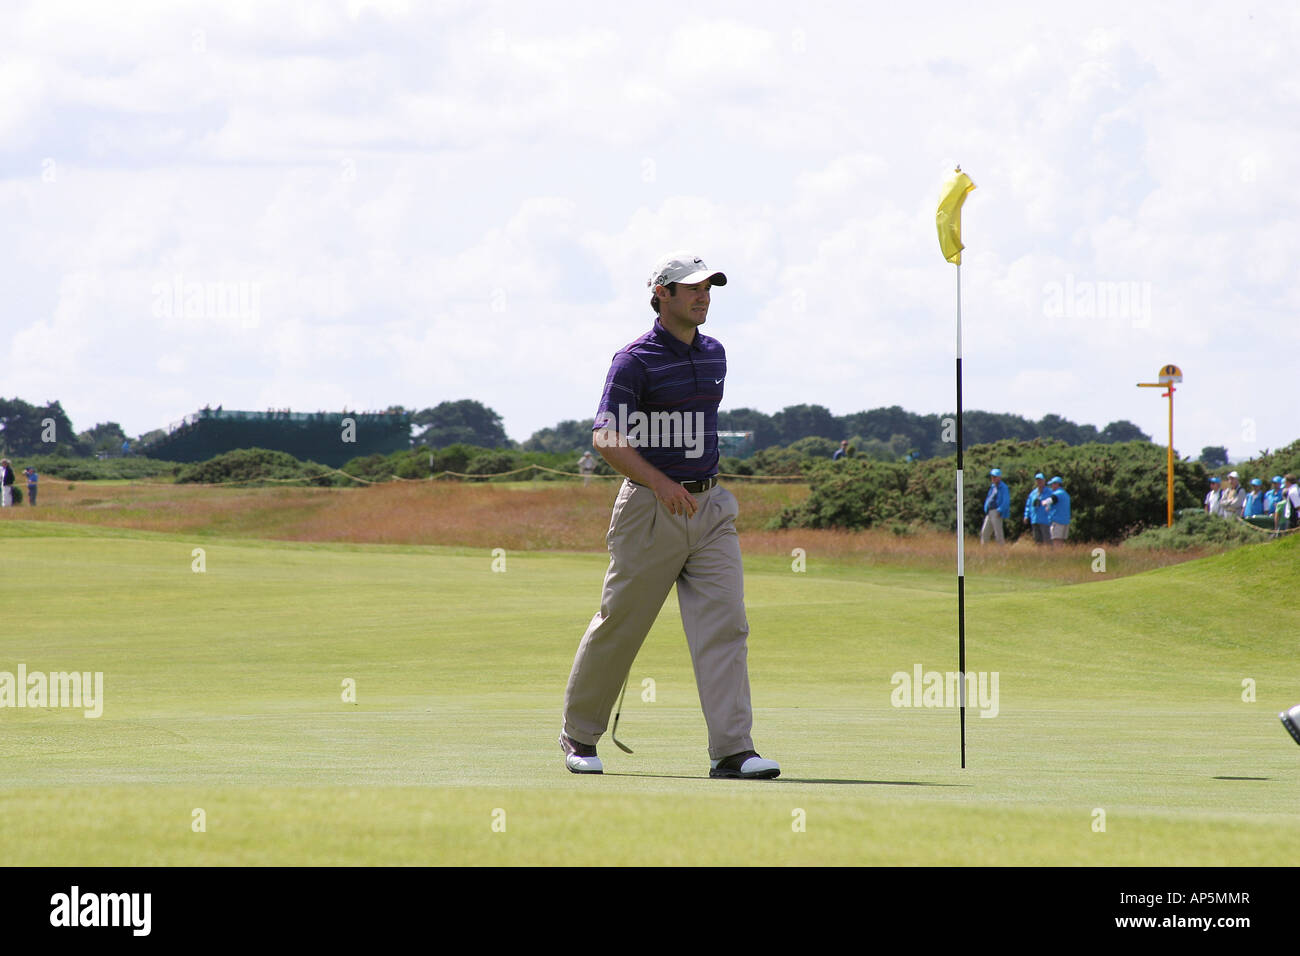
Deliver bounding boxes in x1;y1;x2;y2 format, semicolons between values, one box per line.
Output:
2;0;1297;461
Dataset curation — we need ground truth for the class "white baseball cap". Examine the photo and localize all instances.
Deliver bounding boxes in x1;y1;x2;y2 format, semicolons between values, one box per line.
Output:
648;252;727;291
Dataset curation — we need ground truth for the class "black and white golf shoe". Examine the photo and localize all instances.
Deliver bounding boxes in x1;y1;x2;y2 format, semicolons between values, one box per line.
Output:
709;750;780;780
560;733;603;774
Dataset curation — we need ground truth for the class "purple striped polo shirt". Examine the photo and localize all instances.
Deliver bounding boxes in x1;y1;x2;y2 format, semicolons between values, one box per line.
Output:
592;320;724;481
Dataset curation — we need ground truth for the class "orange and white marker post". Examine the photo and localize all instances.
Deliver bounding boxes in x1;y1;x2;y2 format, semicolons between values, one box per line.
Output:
1137;364;1183;527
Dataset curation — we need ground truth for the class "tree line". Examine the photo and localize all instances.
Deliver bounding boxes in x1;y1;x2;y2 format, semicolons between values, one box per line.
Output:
0;396;515;459
0;394;1243;469
0;398;127;458
522;403;1153;460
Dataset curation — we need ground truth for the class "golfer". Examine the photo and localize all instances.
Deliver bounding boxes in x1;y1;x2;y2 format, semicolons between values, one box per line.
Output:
558;252;779;780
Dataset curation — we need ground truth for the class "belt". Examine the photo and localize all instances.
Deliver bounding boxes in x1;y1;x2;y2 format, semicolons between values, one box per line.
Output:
628;476;718;493
679;476;717;493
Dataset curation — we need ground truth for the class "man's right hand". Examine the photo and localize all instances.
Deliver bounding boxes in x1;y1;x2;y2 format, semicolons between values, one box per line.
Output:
653;477;699;518
594;430;699;518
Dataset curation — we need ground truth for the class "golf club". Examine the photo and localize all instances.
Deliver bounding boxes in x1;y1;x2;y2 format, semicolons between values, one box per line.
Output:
611;674;634;753
1282;704;1300;746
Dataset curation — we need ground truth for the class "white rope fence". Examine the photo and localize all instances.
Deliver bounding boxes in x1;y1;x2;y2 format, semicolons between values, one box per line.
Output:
1231;514;1300;536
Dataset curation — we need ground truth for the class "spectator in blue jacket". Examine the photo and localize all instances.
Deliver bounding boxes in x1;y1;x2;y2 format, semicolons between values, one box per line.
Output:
1023;472;1050;545
1264;476;1284;524
980;468;1011;544
1243;478;1266;519
1039;476;1071;547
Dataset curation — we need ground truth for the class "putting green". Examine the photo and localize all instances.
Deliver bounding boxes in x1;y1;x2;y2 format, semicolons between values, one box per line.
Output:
0;521;1296;865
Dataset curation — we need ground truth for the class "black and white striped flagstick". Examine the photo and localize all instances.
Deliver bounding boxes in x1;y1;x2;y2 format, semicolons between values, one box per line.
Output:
955;261;967;769
937;165;974;769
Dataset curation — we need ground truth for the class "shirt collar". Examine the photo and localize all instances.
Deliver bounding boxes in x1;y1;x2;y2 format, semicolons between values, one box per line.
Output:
652;320;698;355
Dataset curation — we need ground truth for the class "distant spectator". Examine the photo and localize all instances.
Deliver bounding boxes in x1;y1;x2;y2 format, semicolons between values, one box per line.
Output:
1219;471;1244;519
1265;476;1285;529
832;440;850;461
1023;472;1050;545
1204;476;1221;516
0;459;12;508
23;467;37;506
1039;476;1071;547
577;450;597;487
1243;478;1265;519
980;468;1010;544
1286;475;1300;530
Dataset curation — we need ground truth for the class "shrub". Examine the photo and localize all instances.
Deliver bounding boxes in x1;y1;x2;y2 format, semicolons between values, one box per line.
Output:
175;448;334;486
464;451;523;482
720;456;754;477
338;453;393;482
17;455;180;481
772;458;909;529
750;445;806;479
775;439;1208;542
393;453;433;479
432;443;492;476
1123;511;1264;551
788;436;840;459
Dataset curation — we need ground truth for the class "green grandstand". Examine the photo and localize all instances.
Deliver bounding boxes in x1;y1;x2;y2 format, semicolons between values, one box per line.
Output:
140;407;411;467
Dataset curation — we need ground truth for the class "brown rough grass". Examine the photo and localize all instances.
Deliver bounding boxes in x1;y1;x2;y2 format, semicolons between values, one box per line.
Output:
10;478;1216;583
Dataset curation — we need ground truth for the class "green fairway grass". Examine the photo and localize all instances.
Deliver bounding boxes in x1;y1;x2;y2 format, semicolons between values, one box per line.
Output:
1;519;1297;865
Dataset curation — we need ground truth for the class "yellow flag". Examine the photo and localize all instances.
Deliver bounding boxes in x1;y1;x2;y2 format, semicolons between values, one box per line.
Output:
936;168;975;265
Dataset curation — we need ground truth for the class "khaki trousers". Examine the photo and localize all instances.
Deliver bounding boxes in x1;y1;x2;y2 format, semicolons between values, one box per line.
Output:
980;510;1004;543
562;480;754;760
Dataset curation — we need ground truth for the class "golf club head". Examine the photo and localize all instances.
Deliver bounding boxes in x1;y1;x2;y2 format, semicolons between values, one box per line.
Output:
1281;704;1300;746
611;711;634;753
610;675;634;753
